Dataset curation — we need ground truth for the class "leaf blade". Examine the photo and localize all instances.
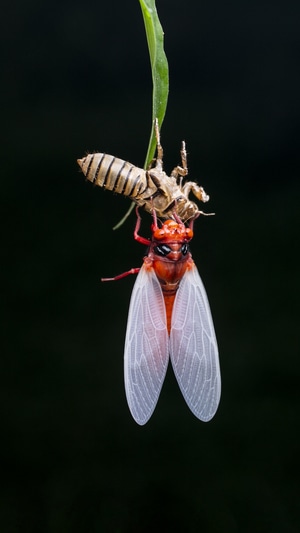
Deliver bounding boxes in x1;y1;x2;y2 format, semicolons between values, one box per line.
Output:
139;0;169;167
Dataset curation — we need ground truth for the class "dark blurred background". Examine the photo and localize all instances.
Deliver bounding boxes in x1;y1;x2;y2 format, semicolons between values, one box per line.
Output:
1;0;299;531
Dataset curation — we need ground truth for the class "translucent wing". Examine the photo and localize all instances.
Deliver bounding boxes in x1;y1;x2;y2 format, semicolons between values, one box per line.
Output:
170;264;221;421
124;265;169;425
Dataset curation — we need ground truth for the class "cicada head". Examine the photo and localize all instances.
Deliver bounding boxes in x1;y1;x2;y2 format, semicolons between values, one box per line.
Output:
152;219;193;243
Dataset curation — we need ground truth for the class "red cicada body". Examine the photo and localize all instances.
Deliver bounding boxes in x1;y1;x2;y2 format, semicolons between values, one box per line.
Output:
103;210;221;425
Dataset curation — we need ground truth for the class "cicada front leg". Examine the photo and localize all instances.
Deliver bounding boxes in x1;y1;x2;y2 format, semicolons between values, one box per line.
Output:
170;140;189;186
153;118;164;171
146;118;164;173
182;181;210;203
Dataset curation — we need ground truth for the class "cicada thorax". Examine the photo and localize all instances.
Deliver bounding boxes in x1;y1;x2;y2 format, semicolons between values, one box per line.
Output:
146;167;211;221
143;169;189;220
144;219;194;334
167;197;198;222
77;153;157;204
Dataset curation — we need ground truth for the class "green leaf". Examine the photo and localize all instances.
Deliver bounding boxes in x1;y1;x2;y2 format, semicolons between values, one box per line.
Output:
139;0;169;168
113;0;169;230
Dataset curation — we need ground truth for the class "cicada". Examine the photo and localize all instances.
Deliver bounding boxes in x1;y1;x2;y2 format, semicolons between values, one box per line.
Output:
102;209;221;424
77;120;211;222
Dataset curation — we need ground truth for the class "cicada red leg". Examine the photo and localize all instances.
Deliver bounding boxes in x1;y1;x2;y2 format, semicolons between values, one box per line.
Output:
101;268;140;282
133;207;151;246
102;208;151;282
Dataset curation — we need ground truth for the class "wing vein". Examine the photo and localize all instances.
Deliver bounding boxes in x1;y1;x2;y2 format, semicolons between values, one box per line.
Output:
124;265;169;425
170;265;221;421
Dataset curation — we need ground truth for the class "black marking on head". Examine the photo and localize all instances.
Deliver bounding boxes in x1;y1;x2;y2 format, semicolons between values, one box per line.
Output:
181;243;189;255
154;244;172;257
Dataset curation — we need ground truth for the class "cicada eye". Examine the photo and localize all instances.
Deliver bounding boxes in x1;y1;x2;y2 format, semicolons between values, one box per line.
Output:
154;244;172;257
181;243;189;255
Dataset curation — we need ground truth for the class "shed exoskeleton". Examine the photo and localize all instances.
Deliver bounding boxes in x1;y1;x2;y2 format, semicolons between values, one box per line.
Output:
77;120;212;222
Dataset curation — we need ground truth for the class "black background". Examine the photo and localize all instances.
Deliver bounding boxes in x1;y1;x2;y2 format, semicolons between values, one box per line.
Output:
2;0;300;531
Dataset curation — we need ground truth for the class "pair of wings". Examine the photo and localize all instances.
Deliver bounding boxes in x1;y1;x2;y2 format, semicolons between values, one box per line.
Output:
124;263;221;425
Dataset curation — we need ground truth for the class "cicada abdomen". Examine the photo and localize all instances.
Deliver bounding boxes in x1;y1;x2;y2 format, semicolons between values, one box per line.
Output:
77;153;158;204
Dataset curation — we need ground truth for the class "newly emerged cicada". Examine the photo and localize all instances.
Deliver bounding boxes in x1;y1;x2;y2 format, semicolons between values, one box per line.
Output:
102;208;221;425
77;120;211;222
